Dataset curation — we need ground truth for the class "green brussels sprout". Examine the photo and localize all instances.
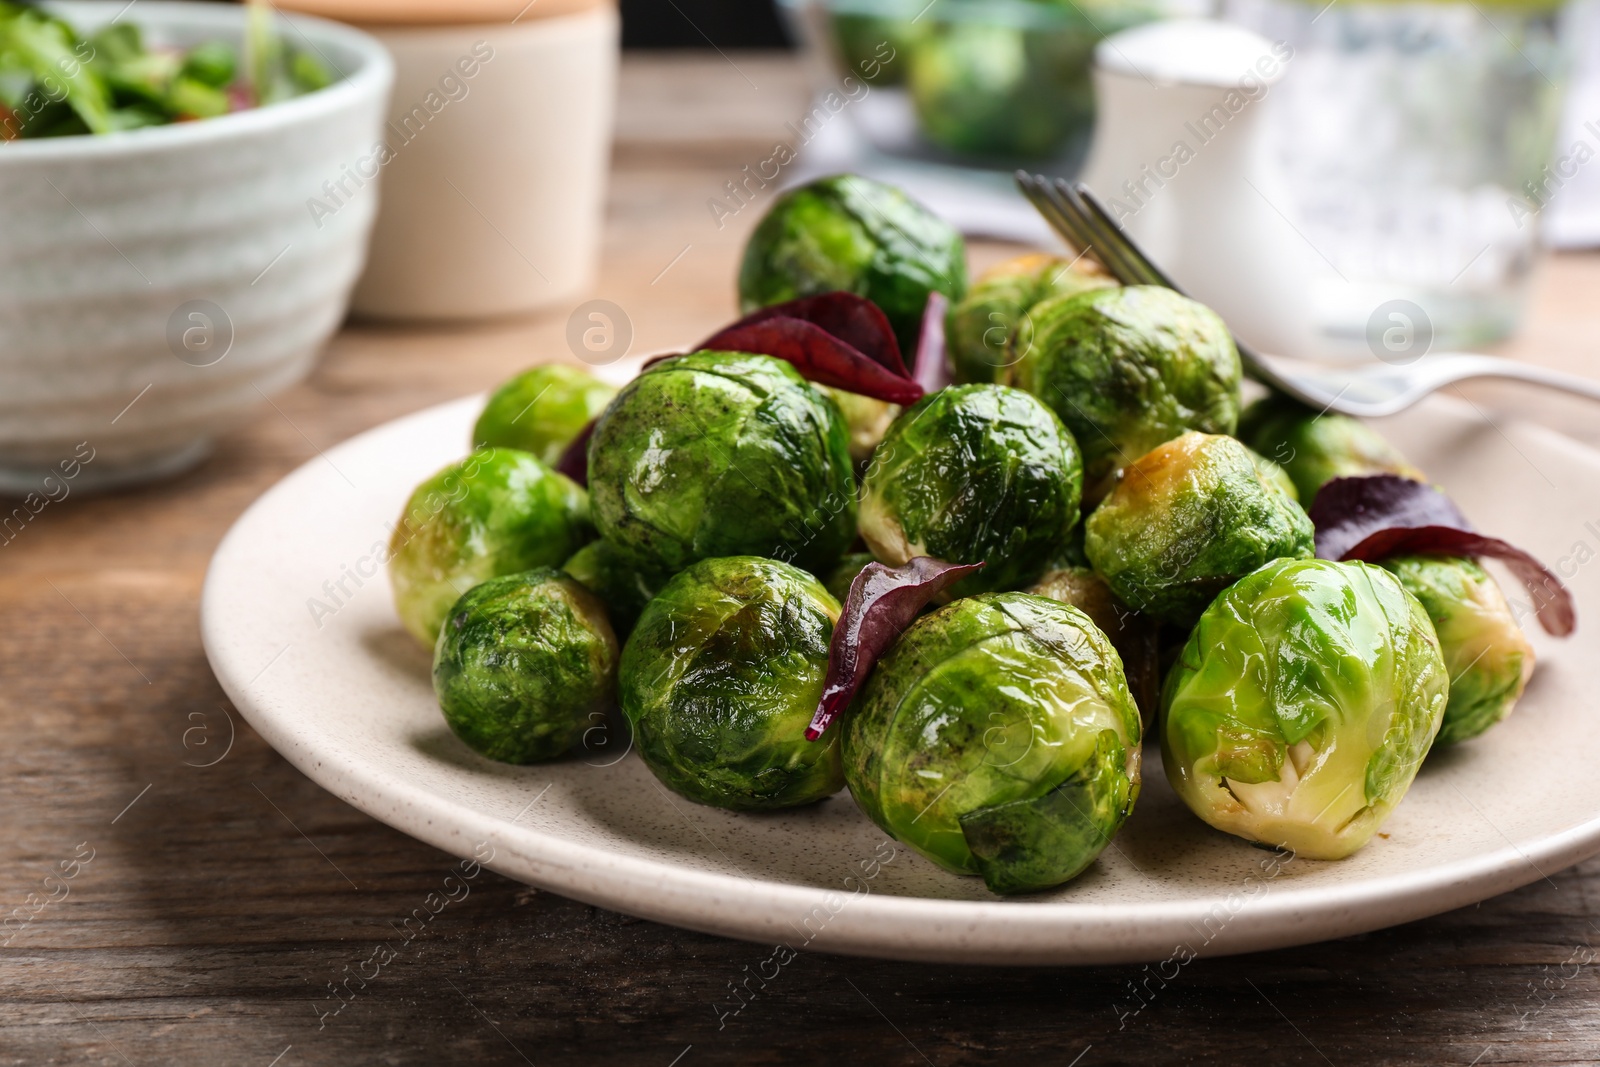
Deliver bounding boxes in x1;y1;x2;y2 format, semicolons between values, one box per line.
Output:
433;569;617;764
1015;285;1242;499
822;386;899;467
586;351;856;575
1028;566;1161;726
473;363;618;466
946;252;1116;385
388;448;594;645
1162;558;1449;859
1249;446;1301;503
822;551;877;604
1238;394;1425;503
859;384;1083;595
738;174;968;354
561;539;668;639
620;557;844;810
830;6;922;86
1378;555;1535;746
1085;432;1315;627
843;593;1141;894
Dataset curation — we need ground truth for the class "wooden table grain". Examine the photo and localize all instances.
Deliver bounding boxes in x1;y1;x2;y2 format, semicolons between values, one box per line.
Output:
5;53;1600;1066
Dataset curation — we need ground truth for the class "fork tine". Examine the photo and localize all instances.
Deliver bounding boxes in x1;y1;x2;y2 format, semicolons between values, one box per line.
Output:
1073;184;1179;290
1016;173;1099;264
1056;181;1162;289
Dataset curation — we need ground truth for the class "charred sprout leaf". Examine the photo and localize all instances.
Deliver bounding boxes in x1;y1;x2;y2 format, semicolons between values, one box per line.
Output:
843;593;1141;892
703;291;908;378
434;569;617;764
806;556;985;741
912;290;952;394
621;557;844;810
1162;558;1448;859
1309;474;1575;637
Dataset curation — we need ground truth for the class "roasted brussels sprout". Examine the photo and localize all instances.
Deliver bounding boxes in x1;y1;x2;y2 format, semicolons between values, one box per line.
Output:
738;174;968;354
907;18;1096;161
1085;432;1314;627
946;252;1115;386
1162;558;1448;859
473;363;617;465
433;569;618;764
843;593;1141;894
1378;555;1535;746
1028;566;1161;725
859;384;1083;595
561;539;668;639
822;386;899;467
586;352;856;575
1015;285;1241;498
389;448;593;645
1238;394;1425;503
620;557;844;810
822;551;877;604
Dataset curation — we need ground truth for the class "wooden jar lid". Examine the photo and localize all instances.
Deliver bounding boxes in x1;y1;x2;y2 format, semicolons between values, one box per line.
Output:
273;0;611;26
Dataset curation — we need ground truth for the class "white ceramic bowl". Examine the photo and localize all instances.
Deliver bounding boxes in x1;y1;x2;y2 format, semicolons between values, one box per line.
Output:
0;2;394;493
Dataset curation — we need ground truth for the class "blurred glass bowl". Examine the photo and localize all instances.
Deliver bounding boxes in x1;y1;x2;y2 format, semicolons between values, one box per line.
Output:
780;0;1180;169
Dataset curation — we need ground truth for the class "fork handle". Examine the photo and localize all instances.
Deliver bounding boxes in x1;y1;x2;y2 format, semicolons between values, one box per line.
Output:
1434;353;1600;405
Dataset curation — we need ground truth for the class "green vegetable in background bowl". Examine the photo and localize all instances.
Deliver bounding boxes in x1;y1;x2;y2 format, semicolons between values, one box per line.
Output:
738;173;968;355
1085;432;1315;627
434;569;617;765
388;447;593;646
586;351;856;576
1162;557;1448;859
474;364;617;466
1238;394;1425;504
1015;285;1241;501
946;251;1115;386
1378;554;1535;746
843;592;1141;894
859;383;1083;595
0;0;332;138
620;556;844;811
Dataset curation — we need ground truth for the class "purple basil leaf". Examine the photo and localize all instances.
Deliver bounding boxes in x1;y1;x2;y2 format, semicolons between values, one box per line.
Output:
1310;474;1575;637
912;290;951;394
704;292;908;378
698;317;925;406
555;418;595;487
807;557;985;741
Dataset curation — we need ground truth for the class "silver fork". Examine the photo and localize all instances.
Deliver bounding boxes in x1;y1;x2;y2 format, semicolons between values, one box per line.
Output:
1016;172;1600;419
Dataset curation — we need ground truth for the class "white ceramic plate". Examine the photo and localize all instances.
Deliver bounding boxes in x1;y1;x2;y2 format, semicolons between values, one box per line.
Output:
202;390;1600;964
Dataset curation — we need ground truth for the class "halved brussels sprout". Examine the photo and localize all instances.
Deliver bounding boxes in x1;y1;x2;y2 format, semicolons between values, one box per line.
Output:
946;252;1115;386
822;385;899;467
1238;394;1425;504
859;384;1083;596
1028;566;1161;726
822;551;877;604
433;569;618;764
561;539;668;640
738;174;968;354
1162;558;1448;859
472;363;617;466
388;448;593;645
586;351;856;575
1085;432;1314;626
1015;285;1241;499
843;593;1141;894
620;556;844;810
1378;554;1535;746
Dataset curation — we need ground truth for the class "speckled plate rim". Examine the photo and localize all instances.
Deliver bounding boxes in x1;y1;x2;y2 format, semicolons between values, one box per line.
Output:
201;393;1600;965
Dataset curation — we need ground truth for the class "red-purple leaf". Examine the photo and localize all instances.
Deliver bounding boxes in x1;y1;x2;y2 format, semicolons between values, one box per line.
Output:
912;291;951;394
807;557;985;741
1309;475;1575;637
555;418;595;487
704;292;908;378
699;317;925;405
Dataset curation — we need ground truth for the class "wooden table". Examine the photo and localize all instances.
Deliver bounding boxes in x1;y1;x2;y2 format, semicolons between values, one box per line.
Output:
6;53;1600;1066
